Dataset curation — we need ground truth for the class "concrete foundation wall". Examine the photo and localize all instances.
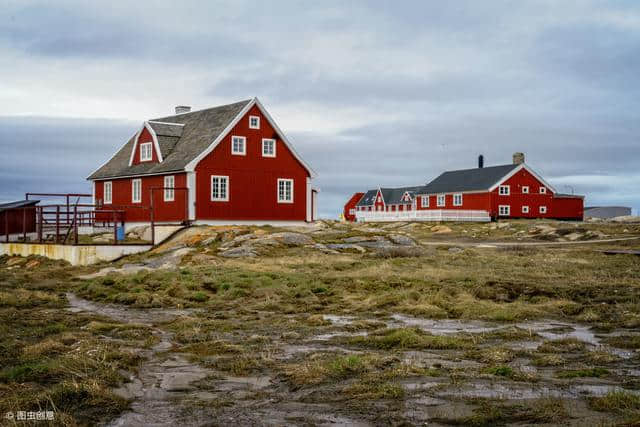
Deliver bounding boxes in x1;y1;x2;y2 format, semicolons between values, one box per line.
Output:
0;243;152;266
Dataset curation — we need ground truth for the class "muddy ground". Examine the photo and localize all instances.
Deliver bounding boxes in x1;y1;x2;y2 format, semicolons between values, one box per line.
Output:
1;219;639;426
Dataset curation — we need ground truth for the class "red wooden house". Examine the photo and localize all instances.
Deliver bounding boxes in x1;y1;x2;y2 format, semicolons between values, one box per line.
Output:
343;192;364;222
88;98;317;226
355;153;584;222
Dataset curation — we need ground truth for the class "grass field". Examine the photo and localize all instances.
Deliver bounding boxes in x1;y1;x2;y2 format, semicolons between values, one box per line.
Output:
1;219;639;425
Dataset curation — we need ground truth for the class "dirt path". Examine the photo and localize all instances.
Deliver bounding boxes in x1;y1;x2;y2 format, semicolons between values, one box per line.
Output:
418;235;640;248
66;293;213;426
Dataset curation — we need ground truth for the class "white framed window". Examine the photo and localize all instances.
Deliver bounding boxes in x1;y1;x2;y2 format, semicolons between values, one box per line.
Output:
277;178;294;203
103;181;112;204
453;193;463;206
349;208;355;215
231;136;246;155
421;196;429;208
262;138;276;157
249;115;260;129
540;205;547;214
164;175;175;202
437;194;446;207
522;186;529;194
499;185;510;195
522;205;529;213
132;179;142;203
539;186;547;194
140;142;153;162
211;175;229;201
499;205;510;216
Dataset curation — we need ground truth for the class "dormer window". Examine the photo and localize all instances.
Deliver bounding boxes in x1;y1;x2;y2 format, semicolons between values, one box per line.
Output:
140;142;153;162
249;116;260;129
231;136;246;155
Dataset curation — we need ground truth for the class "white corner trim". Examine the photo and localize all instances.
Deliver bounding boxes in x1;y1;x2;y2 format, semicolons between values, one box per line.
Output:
184;97;317;178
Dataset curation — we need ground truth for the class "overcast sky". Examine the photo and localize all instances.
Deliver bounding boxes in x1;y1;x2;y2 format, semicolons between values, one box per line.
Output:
1;0;639;217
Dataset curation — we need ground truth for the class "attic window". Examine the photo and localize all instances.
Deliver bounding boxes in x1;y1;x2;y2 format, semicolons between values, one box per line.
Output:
140;142;153;162
499;185;510;195
249;116;260;129
539;187;547;194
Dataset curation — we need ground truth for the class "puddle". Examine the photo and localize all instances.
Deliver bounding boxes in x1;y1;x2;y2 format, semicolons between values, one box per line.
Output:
434;380;640;400
323;314;355;326
390;314;500;334
311;331;368;341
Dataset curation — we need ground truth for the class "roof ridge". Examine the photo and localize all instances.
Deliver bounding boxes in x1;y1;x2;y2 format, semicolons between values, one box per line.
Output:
151;99;253;122
442;163;518;174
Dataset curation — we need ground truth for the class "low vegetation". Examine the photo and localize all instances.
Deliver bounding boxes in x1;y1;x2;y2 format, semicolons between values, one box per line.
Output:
1;219;639;424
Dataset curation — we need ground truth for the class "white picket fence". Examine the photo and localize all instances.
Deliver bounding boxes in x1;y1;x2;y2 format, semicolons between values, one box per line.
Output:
356;209;490;222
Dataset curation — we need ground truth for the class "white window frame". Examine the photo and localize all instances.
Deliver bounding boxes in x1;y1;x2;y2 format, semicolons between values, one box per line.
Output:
103;181;112;204
499;205;510;216
522;186;529;194
140;142;153;162
499;185;510;196
211;175;229;201
539;186;547;194
421;196;429;208
249;115;260;129
539;205;547;214
522;205;529;214
277;178;294;203
437;194;446;207
231;136;246;155
132;179;142;203
262;138;276;157
453;193;463;206
164;175;175;202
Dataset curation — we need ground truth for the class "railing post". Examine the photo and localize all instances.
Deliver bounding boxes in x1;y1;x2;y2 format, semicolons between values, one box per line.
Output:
38;207;42;243
74;205;78;245
66;195;69;226
55;205;60;244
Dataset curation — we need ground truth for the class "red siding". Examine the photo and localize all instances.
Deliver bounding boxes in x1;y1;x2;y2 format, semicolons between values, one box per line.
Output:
374;190;385;211
194;105;310;221
94;173;187;222
343;192;364;222
417;193;491;211
553;197;584;220
490;168;554;218
131;128;160;165
1;208;36;235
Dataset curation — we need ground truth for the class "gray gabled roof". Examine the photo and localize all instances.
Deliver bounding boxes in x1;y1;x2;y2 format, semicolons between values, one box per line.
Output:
87;99;251;180
356;189;379;207
381;186;423;205
418;164;519;194
0;200;39;213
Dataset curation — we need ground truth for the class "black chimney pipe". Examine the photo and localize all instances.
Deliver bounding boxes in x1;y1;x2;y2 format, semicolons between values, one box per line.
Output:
478;154;484;168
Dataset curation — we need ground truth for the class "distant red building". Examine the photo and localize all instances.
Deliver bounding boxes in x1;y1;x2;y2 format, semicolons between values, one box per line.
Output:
355;153;584;222
88;98;318;225
343;192;364;221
